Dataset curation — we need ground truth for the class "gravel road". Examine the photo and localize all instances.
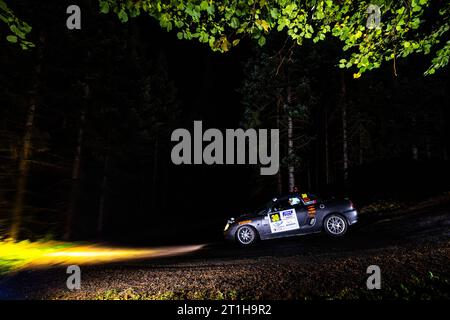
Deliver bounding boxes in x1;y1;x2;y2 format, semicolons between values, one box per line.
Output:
1;199;449;300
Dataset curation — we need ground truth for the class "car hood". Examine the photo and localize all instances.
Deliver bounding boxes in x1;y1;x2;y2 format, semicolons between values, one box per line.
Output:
235;211;260;221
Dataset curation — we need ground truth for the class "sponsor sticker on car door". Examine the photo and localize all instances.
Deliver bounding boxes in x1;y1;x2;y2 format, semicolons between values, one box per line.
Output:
268;209;300;233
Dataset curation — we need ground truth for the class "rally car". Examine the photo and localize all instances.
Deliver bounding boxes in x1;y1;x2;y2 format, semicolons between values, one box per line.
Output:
223;193;358;245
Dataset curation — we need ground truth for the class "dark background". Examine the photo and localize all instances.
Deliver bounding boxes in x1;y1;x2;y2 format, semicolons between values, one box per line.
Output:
0;0;449;244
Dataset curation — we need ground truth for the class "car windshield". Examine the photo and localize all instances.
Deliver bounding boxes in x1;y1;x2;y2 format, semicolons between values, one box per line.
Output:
254;200;273;215
254;193;321;215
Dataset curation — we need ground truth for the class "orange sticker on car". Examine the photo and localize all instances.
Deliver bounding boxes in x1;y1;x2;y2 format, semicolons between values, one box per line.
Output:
307;205;316;217
239;220;252;225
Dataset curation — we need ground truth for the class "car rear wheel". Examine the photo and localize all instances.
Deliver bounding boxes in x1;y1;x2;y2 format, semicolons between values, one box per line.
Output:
324;214;348;237
236;225;257;245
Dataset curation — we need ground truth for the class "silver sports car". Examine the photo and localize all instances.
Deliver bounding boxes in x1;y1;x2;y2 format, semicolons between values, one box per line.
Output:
224;193;358;245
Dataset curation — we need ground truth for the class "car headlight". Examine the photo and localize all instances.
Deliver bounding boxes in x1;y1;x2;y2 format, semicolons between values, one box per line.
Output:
224;217;235;232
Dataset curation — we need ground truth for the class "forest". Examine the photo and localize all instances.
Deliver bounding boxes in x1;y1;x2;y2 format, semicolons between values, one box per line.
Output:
0;0;449;244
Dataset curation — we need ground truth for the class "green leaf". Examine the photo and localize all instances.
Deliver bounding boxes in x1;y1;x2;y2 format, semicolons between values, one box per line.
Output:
10;24;26;39
6;35;17;43
199;31;209;43
230;17;239;29
258;35;266;47
270;8;279;19
0;0;7;11
206;4;215;15
200;1;209;11
100;2;110;14
118;9;128;23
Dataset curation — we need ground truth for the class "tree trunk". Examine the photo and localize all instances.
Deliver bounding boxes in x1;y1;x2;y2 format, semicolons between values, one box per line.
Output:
286;81;295;193
442;92;449;160
97;152;109;237
324;108;329;185
307;161;312;190
64;108;86;240
341;71;349;184
412;145;419;160
9;34;45;240
9;101;35;240
287;116;295;192
151;135;159;211
276;94;283;195
359;128;364;165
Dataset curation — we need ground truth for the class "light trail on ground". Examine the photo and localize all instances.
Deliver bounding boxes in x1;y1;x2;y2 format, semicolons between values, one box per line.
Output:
27;244;205;269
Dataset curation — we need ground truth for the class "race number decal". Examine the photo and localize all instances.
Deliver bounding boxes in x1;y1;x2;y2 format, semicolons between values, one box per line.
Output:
268;209;300;233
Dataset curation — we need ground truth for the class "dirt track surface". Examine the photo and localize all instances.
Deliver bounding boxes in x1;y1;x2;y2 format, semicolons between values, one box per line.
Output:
1;200;450;300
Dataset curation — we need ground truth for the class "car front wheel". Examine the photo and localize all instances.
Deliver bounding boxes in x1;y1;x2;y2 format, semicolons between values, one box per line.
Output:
236;225;257;245
324;214;348;237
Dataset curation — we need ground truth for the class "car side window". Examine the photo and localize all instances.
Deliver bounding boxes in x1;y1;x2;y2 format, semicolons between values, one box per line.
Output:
300;193;318;205
271;199;292;212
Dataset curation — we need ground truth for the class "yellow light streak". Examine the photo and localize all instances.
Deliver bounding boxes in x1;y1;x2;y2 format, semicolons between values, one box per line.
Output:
0;241;204;273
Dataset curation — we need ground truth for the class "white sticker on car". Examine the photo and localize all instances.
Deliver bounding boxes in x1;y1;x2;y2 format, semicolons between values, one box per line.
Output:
268;209;300;233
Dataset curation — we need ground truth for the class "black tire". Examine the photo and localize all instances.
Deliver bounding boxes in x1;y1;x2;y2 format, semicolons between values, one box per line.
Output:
236;225;258;246
323;214;348;237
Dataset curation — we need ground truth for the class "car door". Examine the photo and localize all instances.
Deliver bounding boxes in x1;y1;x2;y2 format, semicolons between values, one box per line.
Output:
263;198;304;238
292;203;309;230
297;193;323;232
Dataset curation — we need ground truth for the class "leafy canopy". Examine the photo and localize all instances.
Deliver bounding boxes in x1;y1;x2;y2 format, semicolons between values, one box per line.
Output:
0;0;33;49
99;0;450;76
1;1;448;76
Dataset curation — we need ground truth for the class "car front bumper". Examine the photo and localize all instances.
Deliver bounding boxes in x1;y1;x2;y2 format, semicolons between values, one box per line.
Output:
223;223;238;242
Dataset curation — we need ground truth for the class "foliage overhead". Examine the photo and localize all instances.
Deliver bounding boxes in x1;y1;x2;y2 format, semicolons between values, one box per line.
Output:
0;0;33;49
99;0;450;77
